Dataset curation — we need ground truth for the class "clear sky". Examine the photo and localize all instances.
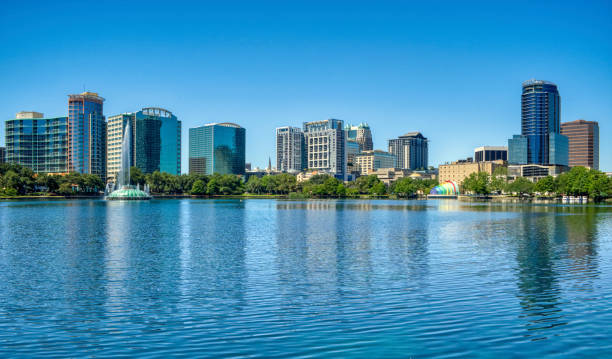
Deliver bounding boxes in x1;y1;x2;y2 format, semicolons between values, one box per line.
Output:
1;0;610;171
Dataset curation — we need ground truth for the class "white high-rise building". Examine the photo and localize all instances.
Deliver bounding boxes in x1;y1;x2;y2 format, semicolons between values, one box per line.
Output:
303;119;346;180
275;126;306;172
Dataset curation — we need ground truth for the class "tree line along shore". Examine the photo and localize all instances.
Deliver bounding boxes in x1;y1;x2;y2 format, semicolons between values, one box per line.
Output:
1;163;611;202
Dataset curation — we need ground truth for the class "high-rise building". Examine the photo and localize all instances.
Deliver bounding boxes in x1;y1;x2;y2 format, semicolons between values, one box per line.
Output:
561;119;599;170
303;119;346;180
0;147;5;163
355;150;396;174
106;108;181;182
345;123;373;152
4;111;68;173
68;91;106;180
346;140;360;174
511;79;569;166
474;146;507;162
388;132;428;170
135;108;181;175
508;135;528;165
106;113;135;183
548;132;569;167
275;126;306;172
189;122;246;175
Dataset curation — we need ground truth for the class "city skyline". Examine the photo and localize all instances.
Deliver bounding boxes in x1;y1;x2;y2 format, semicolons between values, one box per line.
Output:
0;1;610;171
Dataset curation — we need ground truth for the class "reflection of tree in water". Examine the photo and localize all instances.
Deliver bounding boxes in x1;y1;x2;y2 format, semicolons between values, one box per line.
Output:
515;211;566;339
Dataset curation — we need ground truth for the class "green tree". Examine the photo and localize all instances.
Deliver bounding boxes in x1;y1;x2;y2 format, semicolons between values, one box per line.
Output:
191;179;206;195
462;172;490;195
506;177;534;196
534;176;556;195
393;177;418;197
369;182;387;196
130;167;146;186
245;176;263;194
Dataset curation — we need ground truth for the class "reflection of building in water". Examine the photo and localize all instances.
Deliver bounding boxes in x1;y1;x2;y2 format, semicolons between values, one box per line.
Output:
514;212;566;339
563;208;599;285
181;200;247;306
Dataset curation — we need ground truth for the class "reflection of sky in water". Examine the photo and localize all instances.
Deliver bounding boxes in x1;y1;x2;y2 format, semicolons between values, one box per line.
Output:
0;199;611;357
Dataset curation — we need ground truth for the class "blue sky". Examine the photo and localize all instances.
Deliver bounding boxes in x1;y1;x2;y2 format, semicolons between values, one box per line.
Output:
1;0;610;171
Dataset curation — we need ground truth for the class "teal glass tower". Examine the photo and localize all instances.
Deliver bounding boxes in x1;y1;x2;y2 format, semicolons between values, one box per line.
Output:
135;108;181;175
5;111;68;173
189;123;246;175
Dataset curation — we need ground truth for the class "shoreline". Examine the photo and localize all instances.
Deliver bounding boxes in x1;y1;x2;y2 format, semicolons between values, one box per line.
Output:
2;194;611;204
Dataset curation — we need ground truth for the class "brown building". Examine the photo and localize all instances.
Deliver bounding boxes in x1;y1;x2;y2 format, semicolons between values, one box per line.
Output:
438;160;505;185
560;119;599;170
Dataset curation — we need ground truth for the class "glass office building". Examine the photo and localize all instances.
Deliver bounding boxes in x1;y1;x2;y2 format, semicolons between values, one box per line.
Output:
106;108;181;181
521;80;560;165
5;111;68;173
135;108;181;175
189;123;246;175
508;80;568;167
388;132;428;170
549;132;569;167
508;135;528;165
68;91;106;180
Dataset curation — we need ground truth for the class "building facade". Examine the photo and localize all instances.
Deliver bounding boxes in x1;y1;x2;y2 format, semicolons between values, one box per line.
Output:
474;146;507;162
438;160;505;185
135;108;181;175
508;80;568;167
346;140;360;175
561;119;599;169
0;147;5;163
106;108;181;182
5;111;68;173
355;150;396;174
106;113;135;183
189;122;246;175
303;119;346;180
508;135;528;165
345;123;373;152
68;91;106;180
388;132;428;170
275;126;306;172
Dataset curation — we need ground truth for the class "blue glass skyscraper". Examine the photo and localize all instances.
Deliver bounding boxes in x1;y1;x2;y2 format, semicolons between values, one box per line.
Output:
508;80;567;166
521;80;560;164
189;123;246;175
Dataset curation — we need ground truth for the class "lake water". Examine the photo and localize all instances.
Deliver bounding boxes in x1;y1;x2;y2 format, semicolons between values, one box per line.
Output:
0;199;611;358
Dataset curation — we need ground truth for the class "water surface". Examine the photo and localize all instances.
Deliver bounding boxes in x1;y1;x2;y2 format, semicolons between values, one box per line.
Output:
0;199;611;357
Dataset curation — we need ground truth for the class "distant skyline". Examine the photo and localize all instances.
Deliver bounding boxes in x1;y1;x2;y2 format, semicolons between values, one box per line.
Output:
1;0;610;171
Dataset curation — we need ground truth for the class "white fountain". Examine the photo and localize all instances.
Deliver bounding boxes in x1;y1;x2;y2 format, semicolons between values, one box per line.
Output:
106;121;151;200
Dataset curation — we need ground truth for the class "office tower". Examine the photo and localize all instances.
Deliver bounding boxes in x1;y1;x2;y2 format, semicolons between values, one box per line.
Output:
135;108;181;175
474;146;507;162
106;108;181;181
346;140;360;174
106;113;135;182
548;132;568;167
355;150;396;174
189;122;246;175
518;80;568;165
388;132;428;170
276;126;306;172
508;135;528;165
303;119;346;180
68;91;106;180
0;147;5;163
561;119;599;170
4;111;68;173
345;123;373;152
